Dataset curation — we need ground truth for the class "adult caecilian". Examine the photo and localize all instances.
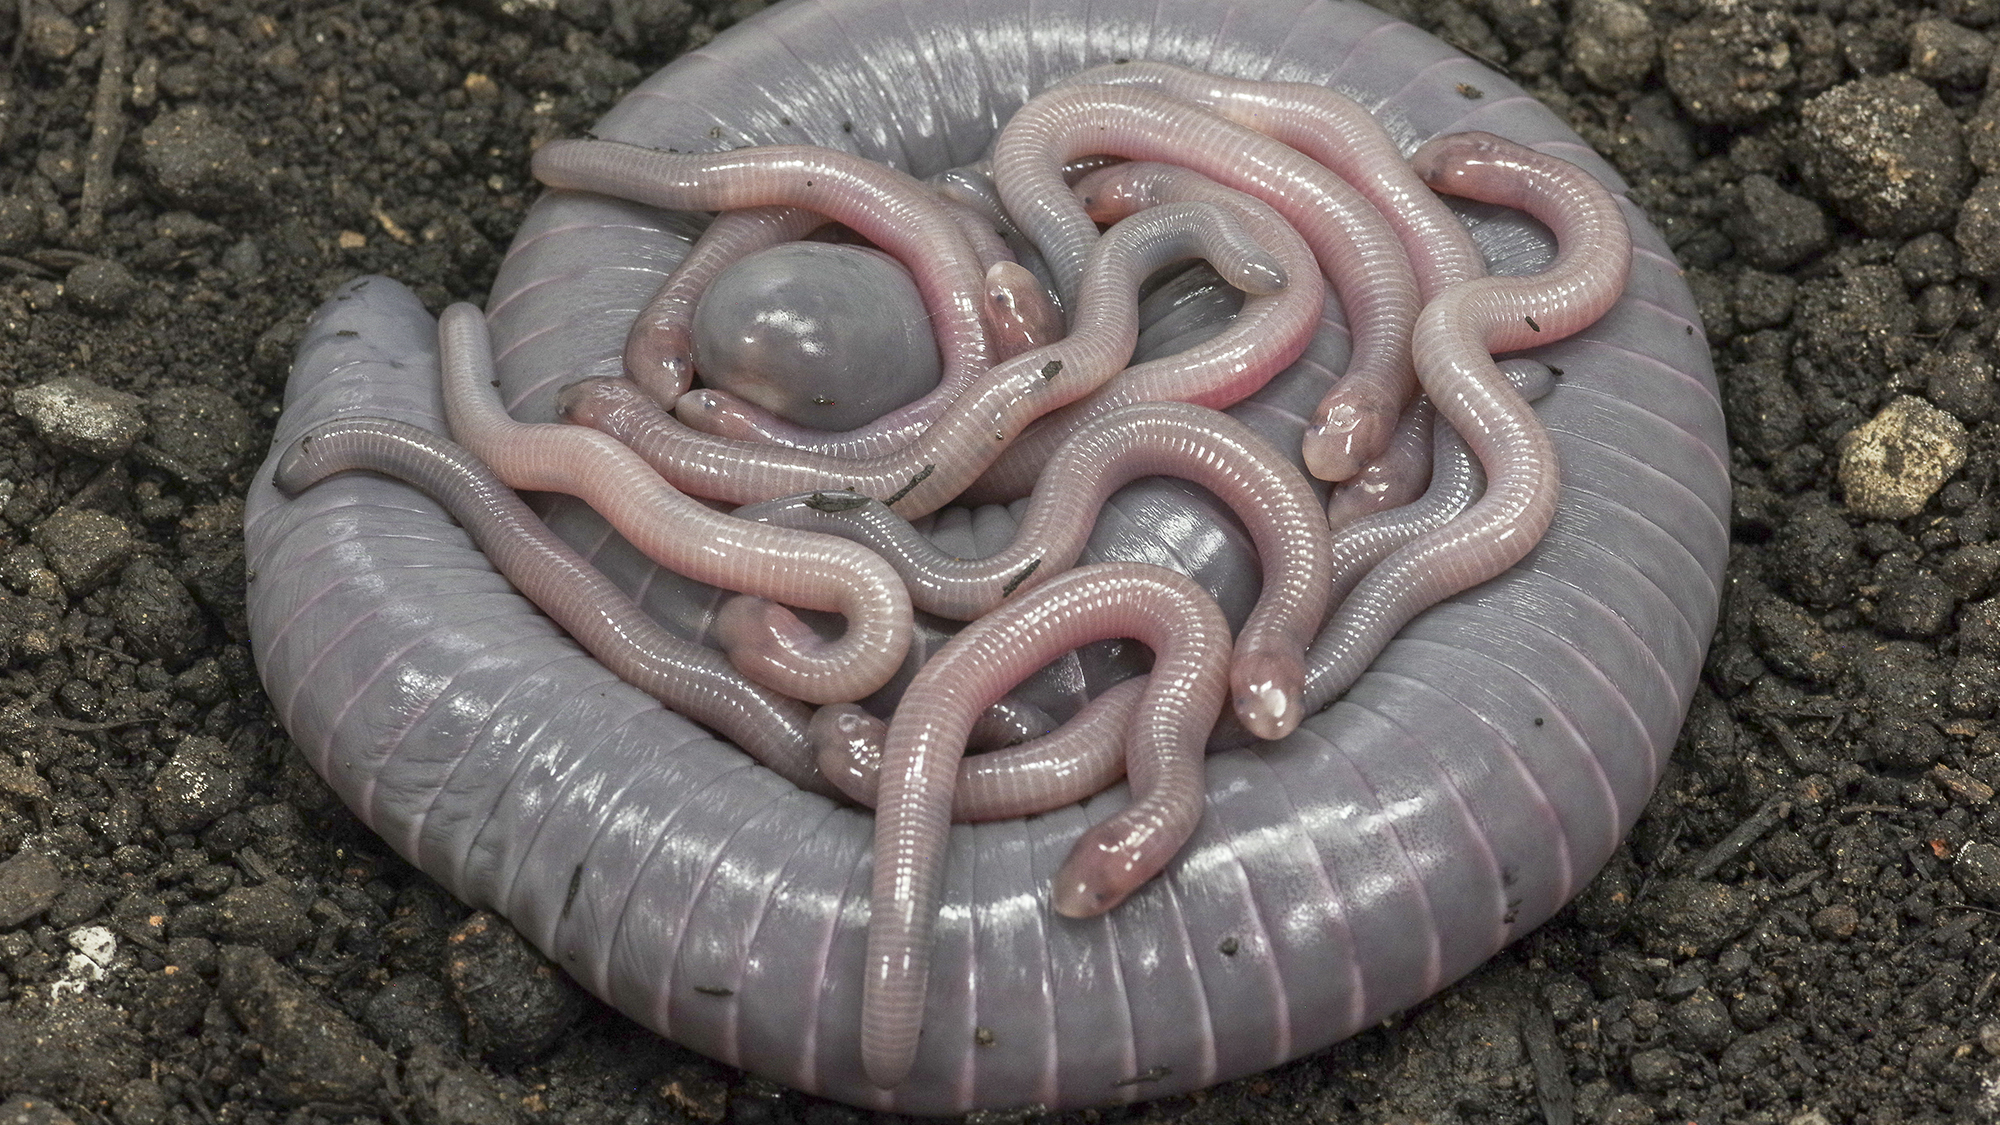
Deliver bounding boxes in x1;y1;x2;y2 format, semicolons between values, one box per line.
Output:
243;0;1728;1115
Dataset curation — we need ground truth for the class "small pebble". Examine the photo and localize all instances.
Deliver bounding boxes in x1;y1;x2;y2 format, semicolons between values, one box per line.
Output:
12;377;146;460
1907;19;1990;85
364;973;465;1054
1951;655;1998;718
217;945;390;1104
403;1042;524;1125
1793;265;1917;386
45;883;107;929
1873;571;1955;639
64;260;141;317
148;736;243;835
1669;990;1736;1054
1853;642;1950;717
141;386;251;485
1894;231;1960;286
1726;174;1828;270
29;508;140;593
1598;1094;1655;1125
112;558;202;664
1566;0;1655;90
139;106;268;214
1963;597;2000;657
210;882;310;957
110;1078;167;1125
0;851;61;929
1956;177;2000;275
0;196;43;255
1733;270;1796;330
1797;75;1970;238
1980;1023;2000;1059
1922;351;1996;423
220;237;263;280
1865;714;1951;769
446;912;585;1063
1749;593;1845;685
1;547;60;600
1638;878;1759;955
23;8;81;62
154;211;225;245
1837;396;1970;519
1628;1046;1682;1092
1944;543;2000;600
1954;840;2000;905
1663;11;1793;126
0;595;63;662
1771;501;1860;607
1728;352;1808;458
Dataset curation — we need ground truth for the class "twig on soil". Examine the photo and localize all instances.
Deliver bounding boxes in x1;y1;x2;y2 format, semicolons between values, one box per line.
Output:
76;0;133;243
1685;796;1789;882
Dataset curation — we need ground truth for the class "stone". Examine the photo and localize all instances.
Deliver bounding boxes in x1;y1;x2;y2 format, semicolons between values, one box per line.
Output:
0;851;61;929
0;196;43;255
63;260;141;317
1568;0;1654;90
1638;878;1759;955
110;1078;167;1125
1726;174;1829;270
23;8;80;62
1836;396;1969;519
1964;598;2000;657
1894;231;1961;286
1663;11;1795;126
217;946;389;1104
1921;350;1995;422
148;736;243;835
111;558;202;664
1670;990;1736;1054
29;508;139;593
1770;500;1860;608
404;1042;523;1125
1733;270;1796;330
445;912;584;1063
1955;176;2000;274
1749;593;1844;684
141;386;251;485
13;377;146;460
1873;571;1955;638
363;972;463;1054
139;106;267;214
210;882;310;957
1908;19;1991;85
1955;840;2000;905
1628;1047;1682;1092
0;595;60;662
1810;903;1861;939
1864;714;1950;769
1797;74;1971;237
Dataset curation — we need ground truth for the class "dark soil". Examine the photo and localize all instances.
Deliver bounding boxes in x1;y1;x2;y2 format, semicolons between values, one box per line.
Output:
0;0;1993;1123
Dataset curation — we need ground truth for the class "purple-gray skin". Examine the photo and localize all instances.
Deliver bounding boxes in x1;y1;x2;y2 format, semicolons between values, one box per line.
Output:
691;241;943;432
242;0;1728;1115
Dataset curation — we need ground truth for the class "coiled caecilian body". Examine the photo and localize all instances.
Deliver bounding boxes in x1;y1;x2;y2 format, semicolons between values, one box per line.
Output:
243;0;1727;1114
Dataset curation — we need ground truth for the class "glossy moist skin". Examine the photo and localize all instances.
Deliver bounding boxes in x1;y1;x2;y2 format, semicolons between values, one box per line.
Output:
242;0;1729;1114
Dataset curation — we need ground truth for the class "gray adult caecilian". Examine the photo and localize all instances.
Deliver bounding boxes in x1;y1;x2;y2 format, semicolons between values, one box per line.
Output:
242;0;1728;1115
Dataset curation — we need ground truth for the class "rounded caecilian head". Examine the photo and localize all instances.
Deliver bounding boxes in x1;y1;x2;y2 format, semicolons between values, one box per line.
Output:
691;241;942;431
